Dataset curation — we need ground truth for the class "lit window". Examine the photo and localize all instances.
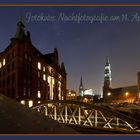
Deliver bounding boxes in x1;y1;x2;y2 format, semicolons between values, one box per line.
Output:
52;78;55;85
43;66;45;72
48;76;51;83
0;62;1;68
21;100;25;105
58;87;61;91
3;59;5;66
38;101;41;104
62;96;64;100
38;62;41;70
28;100;33;107
38;90;41;98
43;74;46;81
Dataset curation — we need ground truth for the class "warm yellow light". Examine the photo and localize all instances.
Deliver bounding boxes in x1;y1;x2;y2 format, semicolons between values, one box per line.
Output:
37;91;41;98
83;98;89;103
29;100;33;107
125;92;129;96
3;59;5;66
37;62;41;70
43;74;46;81
48;76;51;83
0;62;1;68
43;66;45;72
107;92;111;96
20;100;25;105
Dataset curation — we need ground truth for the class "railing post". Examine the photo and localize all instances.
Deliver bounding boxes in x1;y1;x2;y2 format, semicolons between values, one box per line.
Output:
116;118;119;127
54;105;57;120
45;106;48;116
95;110;98;127
65;105;67;123
78;107;81;125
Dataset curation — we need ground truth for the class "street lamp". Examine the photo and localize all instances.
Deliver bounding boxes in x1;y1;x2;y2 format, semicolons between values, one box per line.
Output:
107;92;111;96
125;92;129;97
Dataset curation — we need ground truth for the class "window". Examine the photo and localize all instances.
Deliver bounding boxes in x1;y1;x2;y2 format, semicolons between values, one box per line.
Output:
12;73;15;84
43;74;46;81
7;54;10;62
28;100;33;107
52;78;55;85
43;66;45;72
12;50;15;58
38;101;41;104
48;76;51;83
38;62;41;70
0;62;2;68
3;69;5;75
12;61;15;70
28;89;30;96
25;53;28;59
29;56;31;62
3;59;5;66
12;87;15;97
38;71;40;78
7;76;10;85
23;88;26;96
7;65;10;73
3;79;5;87
37;90;41;98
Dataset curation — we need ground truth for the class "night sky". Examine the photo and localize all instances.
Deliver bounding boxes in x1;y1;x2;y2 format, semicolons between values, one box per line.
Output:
1;6;140;96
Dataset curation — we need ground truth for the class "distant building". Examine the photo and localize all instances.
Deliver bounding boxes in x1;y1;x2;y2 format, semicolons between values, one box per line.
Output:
66;90;77;101
78;77;95;103
0;17;67;107
103;56;138;104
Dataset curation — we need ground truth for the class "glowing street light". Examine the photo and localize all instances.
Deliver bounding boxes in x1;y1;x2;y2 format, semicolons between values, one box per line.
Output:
107;92;111;96
125;92;129;97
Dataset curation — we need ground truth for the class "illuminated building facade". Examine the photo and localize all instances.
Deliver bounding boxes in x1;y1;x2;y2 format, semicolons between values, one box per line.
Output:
103;57;138;103
66;90;77;100
0;18;67;107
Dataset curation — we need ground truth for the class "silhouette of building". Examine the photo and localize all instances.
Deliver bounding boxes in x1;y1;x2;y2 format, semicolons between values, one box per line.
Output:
103;56;138;104
0;17;67;107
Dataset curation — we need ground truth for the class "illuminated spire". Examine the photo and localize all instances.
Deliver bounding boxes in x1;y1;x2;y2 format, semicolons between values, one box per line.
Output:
104;56;112;88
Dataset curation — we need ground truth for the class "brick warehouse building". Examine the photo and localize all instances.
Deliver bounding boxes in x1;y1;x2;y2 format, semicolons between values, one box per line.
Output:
0;17;67;107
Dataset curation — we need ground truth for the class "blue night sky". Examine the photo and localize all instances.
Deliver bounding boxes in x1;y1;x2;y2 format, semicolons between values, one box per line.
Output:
1;6;140;95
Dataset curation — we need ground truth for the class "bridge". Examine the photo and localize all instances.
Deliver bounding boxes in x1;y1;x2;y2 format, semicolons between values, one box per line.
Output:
32;100;140;134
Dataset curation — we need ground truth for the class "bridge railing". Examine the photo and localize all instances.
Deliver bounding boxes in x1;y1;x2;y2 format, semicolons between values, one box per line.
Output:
32;100;140;133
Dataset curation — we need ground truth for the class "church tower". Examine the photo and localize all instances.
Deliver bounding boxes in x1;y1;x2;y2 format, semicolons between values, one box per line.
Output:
103;56;112;100
79;77;84;96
